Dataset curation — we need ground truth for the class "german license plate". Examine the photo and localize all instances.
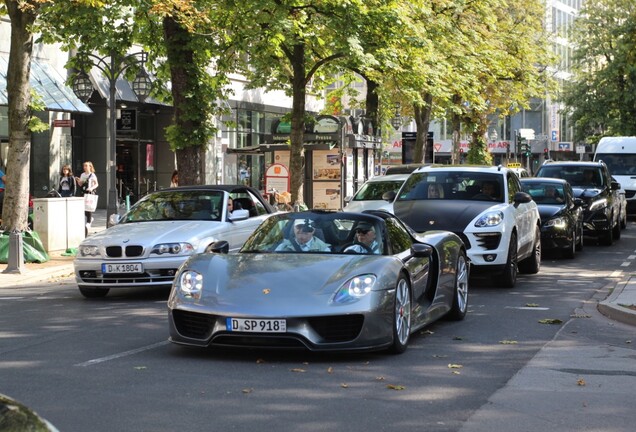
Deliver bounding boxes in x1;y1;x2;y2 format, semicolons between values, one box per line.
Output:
101;262;143;274
226;318;287;333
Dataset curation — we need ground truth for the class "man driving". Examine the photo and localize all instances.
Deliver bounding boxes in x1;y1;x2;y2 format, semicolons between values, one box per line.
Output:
344;221;381;254
275;219;331;252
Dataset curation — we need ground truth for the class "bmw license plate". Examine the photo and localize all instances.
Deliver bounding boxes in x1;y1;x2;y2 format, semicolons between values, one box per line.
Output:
101;263;143;274
227;318;287;333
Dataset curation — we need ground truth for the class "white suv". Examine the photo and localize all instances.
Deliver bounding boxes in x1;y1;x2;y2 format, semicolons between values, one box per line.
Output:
389;165;541;287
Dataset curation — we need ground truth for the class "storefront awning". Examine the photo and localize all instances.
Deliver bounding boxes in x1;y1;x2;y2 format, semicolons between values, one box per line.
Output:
88;68;165;105
0;55;92;113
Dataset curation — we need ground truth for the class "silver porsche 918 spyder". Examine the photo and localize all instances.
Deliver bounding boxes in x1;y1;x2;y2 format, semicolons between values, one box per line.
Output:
168;210;469;353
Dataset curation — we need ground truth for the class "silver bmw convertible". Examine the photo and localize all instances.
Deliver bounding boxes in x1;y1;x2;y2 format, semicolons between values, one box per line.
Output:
168;210;469;353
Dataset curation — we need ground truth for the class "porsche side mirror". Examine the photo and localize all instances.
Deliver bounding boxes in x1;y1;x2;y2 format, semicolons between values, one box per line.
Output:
382;190;397;202
228;209;249;221
411;243;433;258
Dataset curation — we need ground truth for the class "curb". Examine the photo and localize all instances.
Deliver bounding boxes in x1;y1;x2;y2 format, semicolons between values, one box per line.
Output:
598;277;636;327
0;264;74;289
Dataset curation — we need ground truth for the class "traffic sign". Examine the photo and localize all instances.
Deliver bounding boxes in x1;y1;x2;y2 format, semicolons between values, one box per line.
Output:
433;144;442;152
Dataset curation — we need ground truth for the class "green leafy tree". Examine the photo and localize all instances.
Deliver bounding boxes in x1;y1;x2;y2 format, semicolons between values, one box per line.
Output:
563;0;636;143
212;0;378;205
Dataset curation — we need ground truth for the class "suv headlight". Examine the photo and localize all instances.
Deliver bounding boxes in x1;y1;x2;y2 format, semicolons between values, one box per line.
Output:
475;211;504;227
588;198;607;211
544;217;566;229
151;242;194;256
78;245;100;257
332;274;377;304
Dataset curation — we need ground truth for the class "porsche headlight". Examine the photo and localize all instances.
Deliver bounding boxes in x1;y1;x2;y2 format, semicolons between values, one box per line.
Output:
151;242;194;256
78;245;100;257
544;217;566;229
178;270;203;299
588;198;607;211
475;211;504;227
332;274;377;304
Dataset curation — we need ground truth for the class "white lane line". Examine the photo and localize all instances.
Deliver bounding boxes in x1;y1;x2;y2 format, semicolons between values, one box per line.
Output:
628;255;636;260
505;306;550;311
75;340;169;367
621;262;631;267
0;297;25;300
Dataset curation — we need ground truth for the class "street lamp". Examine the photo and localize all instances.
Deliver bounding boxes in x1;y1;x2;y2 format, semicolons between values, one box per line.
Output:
72;51;151;225
391;102;402;130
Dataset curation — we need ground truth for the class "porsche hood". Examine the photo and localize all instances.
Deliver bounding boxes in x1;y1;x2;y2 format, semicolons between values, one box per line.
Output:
393;200;497;233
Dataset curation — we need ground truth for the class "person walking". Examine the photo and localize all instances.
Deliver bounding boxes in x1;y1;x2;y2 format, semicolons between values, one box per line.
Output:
170;170;179;187
57;165;77;197
76;161;99;236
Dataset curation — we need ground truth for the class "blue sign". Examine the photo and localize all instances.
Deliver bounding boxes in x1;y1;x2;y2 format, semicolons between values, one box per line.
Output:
558;142;570;150
551;130;558;141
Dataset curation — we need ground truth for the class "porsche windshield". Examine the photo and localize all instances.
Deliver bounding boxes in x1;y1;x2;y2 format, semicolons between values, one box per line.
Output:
121;190;224;222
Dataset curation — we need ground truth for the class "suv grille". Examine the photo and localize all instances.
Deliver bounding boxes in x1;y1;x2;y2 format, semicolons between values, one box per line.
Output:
474;233;501;250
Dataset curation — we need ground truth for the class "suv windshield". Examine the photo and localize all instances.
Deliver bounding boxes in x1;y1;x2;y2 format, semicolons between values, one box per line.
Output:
536;165;604;188
353;180;404;201
397;171;504;202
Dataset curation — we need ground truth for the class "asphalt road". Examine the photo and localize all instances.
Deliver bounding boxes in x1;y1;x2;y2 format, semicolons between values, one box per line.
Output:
1;228;635;432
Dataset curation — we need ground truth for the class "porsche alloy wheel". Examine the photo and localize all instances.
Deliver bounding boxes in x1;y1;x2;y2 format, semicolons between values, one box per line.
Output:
389;277;412;354
446;250;469;321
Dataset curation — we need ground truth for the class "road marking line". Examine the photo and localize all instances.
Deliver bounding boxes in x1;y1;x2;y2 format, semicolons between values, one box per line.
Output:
621;262;631;267
75;340;169;367
505;306;550;311
610;270;623;277
628;255;636;260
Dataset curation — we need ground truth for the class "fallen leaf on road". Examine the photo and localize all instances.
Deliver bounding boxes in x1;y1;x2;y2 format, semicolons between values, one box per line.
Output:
420;330;434;335
290;368;306;373
134;366;147;370
327;367;333;374
341;383;349;388
452;371;461;375
386;384;405;390
499;340;518;344
448;364;463;369
432;354;448;358
577;379;586;386
538;318;563;324
525;303;540;307
453;336;463;341
242;388;253;394
570;313;591;318
375;376;385;381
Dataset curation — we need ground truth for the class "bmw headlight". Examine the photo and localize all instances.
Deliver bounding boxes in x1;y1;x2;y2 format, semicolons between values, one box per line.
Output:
588;198;607;211
178;270;203;299
475;211;504;227
332;274;377;304
78;245;100;257
544;217;566;229
151;242;194;256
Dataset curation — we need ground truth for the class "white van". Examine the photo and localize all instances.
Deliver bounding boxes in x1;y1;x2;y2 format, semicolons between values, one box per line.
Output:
594;136;636;215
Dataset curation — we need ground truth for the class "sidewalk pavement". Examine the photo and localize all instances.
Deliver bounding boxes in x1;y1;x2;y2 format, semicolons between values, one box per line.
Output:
1;209;635;327
0;209;107;288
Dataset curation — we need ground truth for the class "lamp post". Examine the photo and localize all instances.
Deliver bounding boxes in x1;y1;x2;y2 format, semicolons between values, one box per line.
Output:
391;102;402;130
72;51;152;225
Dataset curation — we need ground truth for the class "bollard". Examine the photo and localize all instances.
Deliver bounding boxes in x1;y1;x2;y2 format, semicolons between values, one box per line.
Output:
2;230;25;274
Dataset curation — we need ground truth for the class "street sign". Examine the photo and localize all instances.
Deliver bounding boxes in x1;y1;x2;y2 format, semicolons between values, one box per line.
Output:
558;142;571;151
53;119;74;128
519;128;535;139
551;130;559;141
433;144;442;152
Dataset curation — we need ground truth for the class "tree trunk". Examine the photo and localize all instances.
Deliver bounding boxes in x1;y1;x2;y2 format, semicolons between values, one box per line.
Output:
365;79;379;134
412;93;433;164
450;94;462;164
288;44;307;206
2;1;37;232
163;16;203;185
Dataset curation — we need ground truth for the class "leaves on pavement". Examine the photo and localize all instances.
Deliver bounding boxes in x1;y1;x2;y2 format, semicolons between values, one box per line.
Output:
290;368;306;373
538;318;563;324
386;384;405;390
499;340;518;344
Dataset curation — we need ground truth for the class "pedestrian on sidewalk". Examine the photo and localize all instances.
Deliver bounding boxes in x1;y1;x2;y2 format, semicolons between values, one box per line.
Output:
170;170;179;188
57;165;77;197
76;161;99;236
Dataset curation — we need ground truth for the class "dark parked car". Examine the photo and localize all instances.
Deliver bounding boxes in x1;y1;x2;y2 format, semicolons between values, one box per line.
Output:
535;160;623;246
521;178;584;258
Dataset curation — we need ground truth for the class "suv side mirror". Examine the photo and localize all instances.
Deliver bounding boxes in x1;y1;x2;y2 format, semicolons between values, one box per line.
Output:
611;180;621;191
513;191;532;207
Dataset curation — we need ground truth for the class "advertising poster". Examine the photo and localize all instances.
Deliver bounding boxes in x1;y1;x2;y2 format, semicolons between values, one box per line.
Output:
312;181;341;210
313;150;341;181
273;151;290;169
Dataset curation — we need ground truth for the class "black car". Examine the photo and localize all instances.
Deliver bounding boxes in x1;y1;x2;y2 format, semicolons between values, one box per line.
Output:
535;160;622;246
520;178;584;258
